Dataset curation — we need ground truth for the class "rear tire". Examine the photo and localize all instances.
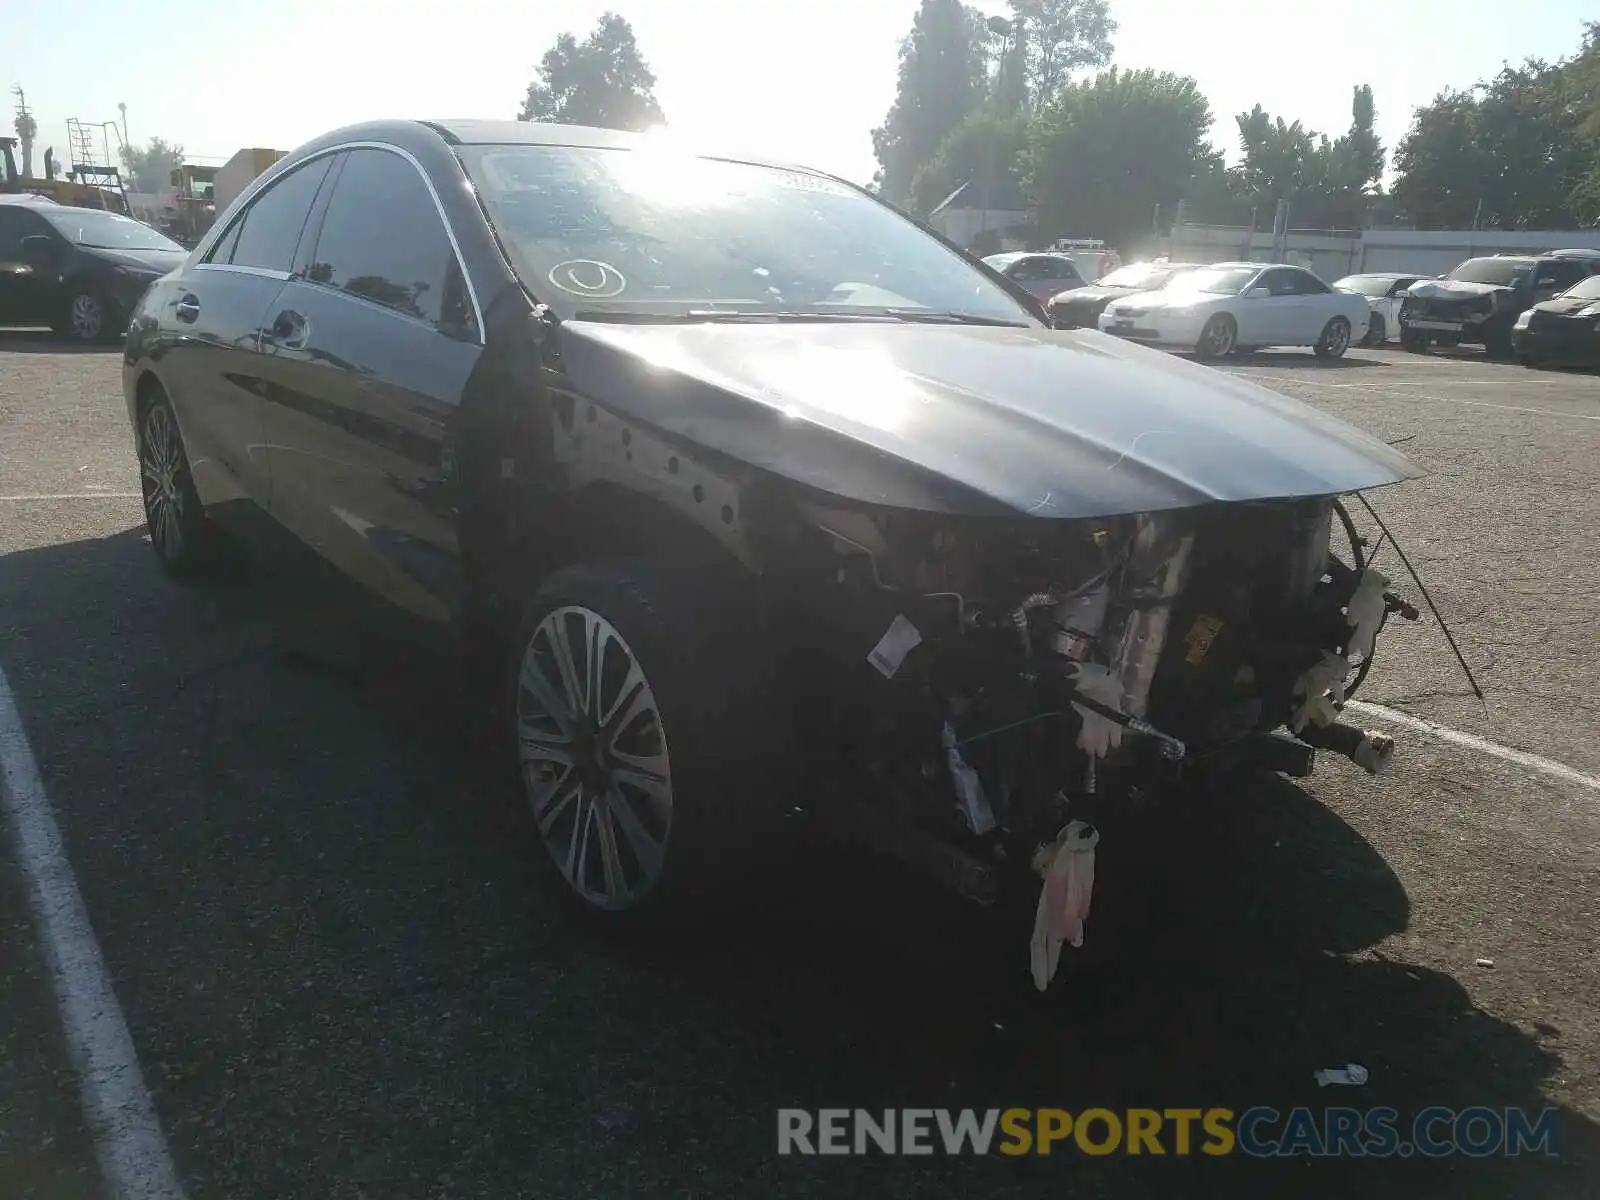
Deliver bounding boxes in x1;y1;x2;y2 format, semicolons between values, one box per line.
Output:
137;388;218;580
509;560;789;930
1363;314;1386;347
1483;329;1514;360
1314;316;1352;360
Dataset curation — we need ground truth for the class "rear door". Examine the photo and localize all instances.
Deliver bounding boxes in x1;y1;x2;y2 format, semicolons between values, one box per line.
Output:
160;155;334;509
257;145;484;625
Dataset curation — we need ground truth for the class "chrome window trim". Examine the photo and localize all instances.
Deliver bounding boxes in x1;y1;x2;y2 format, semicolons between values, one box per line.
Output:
191;263;291;282
194;138;487;345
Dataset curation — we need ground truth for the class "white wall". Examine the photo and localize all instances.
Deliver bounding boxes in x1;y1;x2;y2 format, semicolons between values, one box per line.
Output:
1163;223;1600;281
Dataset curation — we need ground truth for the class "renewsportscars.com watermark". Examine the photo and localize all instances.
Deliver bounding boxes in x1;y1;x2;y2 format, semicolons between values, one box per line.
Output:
777;1106;1560;1158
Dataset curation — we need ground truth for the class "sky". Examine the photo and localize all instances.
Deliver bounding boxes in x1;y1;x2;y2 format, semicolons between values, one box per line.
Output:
3;0;1594;184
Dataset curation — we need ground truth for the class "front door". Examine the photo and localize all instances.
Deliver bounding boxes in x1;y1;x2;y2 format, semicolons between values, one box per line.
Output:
257;146;483;625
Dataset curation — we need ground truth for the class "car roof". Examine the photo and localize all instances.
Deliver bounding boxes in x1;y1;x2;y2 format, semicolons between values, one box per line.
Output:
286;118;820;180
1337;271;1417;280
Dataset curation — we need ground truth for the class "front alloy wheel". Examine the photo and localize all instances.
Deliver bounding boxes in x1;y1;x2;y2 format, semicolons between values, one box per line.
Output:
1315;317;1351;359
517;605;674;912
67;292;106;341
1195;314;1236;360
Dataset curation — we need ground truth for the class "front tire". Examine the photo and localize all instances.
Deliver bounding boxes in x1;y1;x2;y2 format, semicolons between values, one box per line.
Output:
55;290;120;343
137;389;216;579
1194;314;1237;360
1400;327;1430;353
509;561;787;928
1363;314;1386;347
1314;316;1352;359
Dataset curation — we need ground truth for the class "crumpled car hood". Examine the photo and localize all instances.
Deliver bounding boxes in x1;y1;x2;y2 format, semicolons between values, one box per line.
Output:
1053;286;1128;306
1406;279;1508;301
555;319;1420;518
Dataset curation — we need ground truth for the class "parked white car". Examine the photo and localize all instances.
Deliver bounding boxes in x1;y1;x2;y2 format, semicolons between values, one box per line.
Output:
1332;271;1433;346
1098;262;1370;360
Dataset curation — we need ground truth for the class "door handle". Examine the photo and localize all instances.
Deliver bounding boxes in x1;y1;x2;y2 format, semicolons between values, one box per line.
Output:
268;308;309;351
174;295;200;323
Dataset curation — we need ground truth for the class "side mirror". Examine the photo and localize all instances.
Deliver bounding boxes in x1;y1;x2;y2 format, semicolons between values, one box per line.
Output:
18;235;56;265
1248;286;1272;300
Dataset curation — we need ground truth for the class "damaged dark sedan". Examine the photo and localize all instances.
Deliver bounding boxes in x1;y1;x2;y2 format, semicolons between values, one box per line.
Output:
122;121;1423;989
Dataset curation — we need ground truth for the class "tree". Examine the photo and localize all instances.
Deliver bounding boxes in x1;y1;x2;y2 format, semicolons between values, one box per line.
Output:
1393;59;1587;229
519;12;664;132
870;0;989;205
909;108;1029;216
119;137;184;195
1008;0;1115;106
1233;105;1318;204
13;110;36;179
1024;67;1215;247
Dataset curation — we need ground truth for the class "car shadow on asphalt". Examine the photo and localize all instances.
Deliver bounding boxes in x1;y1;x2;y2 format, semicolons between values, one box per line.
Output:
1223;350;1387;369
0;526;1593;1199
0;328;117;355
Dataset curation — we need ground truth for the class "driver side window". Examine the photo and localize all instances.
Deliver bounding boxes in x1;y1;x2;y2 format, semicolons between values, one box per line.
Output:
1257;269;1293;296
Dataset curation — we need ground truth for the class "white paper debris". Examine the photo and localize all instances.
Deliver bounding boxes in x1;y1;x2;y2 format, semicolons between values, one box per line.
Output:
1029;821;1099;991
943;722;996;835
1071;664;1125;757
1475;957;1495;969
866;614;922;679
1314;1063;1369;1087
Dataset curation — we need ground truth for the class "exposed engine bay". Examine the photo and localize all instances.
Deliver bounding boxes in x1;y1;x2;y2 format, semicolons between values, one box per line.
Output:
774;494;1419;989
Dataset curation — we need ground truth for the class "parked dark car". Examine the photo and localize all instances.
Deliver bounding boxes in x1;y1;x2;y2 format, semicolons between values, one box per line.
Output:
1398;251;1600;358
1512;271;1600;367
1045;260;1201;329
0;196;186;340
123;120;1419;979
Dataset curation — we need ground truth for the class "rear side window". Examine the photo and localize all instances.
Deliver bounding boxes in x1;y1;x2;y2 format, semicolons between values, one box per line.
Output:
305;147;470;335
212;157;332;272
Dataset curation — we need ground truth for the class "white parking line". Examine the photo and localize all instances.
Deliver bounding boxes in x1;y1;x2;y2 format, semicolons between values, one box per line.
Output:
0;493;141;502
0;664;187;1200
1345;700;1600;792
1235;375;1600;423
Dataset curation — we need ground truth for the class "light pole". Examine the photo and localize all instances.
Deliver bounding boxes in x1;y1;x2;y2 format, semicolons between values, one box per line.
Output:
117;103;128;151
980;15;1015;249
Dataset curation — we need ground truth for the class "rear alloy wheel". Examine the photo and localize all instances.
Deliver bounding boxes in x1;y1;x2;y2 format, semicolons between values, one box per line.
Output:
1314;316;1352;359
511;562;784;926
1194;314;1236;360
1363;314;1386;347
138;392;215;578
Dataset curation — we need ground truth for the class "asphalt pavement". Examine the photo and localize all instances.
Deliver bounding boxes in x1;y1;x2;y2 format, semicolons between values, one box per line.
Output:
1;328;1597;1199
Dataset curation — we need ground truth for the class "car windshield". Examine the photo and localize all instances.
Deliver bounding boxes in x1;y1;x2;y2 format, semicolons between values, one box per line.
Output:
460;143;1036;324
1446;258;1534;286
1165;266;1258;295
1560;275;1600;301
1097;264;1175;289
37;208;184;253
1335;275;1400;297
